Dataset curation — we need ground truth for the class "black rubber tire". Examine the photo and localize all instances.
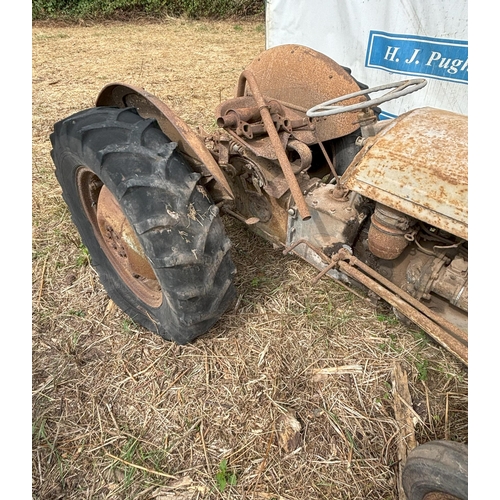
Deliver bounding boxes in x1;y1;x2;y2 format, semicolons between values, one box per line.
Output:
50;106;236;344
402;440;468;500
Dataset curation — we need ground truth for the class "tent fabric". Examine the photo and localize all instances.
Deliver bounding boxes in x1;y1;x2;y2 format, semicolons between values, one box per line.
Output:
265;0;468;117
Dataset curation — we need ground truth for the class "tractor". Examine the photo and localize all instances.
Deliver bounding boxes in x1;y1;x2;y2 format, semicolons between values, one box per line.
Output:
50;44;467;365
50;43;468;500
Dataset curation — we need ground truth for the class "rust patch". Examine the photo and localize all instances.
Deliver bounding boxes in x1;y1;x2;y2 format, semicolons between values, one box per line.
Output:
96;83;234;200
242;44;366;142
342;107;468;239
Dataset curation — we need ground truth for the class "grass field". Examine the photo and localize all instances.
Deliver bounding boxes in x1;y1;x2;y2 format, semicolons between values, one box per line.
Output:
32;18;468;499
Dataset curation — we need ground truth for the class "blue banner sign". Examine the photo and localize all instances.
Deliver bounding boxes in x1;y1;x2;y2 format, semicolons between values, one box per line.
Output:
365;31;468;83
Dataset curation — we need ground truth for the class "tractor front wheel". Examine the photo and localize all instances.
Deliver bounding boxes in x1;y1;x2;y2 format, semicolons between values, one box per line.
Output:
402;440;468;500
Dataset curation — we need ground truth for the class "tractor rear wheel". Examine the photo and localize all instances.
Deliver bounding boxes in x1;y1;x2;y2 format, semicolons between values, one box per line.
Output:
50;106;236;343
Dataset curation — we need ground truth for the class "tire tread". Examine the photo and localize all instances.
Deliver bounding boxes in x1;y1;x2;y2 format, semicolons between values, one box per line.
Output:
51;106;236;343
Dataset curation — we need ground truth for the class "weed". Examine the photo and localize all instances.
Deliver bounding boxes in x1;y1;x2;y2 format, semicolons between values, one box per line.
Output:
216;459;237;492
33;0;265;21
376;313;399;325
233;24;243;31
76;244;90;267
111;438;140;488
35;32;70;40
121;318;135;333
411;329;429;347
68;309;85;317
415;357;429;381
334;309;354;325
250;276;265;287
143;449;168;470
380;380;392;400
378;333;401;353
345;429;356;449
33;417;48;442
33;417;63;470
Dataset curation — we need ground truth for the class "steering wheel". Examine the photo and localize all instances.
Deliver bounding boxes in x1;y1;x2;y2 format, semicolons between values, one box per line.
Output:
306;78;427;117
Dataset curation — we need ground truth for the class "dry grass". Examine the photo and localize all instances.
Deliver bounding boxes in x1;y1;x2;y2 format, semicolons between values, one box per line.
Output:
32;18;467;500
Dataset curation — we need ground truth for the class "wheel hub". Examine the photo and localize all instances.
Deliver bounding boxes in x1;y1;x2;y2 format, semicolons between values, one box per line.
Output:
76;167;162;308
96;185;157;281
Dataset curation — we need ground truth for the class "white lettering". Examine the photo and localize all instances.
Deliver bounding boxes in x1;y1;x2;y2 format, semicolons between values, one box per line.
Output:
405;49;420;64
425;51;442;66
384;46;400;62
447;59;463;75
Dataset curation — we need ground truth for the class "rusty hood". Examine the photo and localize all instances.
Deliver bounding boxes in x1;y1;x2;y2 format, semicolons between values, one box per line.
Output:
341;107;468;240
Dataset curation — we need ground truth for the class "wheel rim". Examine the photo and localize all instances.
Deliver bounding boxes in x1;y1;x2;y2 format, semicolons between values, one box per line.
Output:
76;167;163;308
423;493;462;500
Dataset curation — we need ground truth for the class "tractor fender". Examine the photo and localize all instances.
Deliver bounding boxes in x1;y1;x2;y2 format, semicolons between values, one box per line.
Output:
341;107;468;240
96;83;233;200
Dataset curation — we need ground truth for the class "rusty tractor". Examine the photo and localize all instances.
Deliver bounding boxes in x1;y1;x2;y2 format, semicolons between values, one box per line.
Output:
50;44;468;367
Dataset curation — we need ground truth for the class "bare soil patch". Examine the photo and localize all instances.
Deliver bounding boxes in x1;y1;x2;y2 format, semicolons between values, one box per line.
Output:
32;19;467;500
